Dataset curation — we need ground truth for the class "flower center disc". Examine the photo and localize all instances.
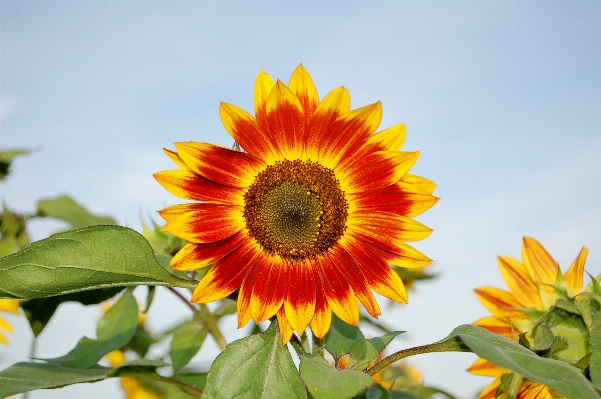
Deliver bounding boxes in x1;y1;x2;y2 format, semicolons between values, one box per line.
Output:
244;160;348;260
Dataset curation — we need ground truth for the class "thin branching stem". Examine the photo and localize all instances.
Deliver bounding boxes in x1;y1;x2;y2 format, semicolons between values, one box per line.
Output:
366;343;462;376
166;287;227;351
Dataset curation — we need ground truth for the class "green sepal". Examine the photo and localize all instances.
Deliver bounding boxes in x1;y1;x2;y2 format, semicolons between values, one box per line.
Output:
517;333;530;349
530;324;554;352
495;373;513;399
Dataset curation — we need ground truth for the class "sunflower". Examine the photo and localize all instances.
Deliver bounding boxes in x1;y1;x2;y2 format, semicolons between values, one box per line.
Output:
155;65;438;343
468;237;589;399
0;299;19;345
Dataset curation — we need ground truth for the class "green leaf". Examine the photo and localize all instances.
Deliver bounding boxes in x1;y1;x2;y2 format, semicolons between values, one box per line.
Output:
299;353;373;399
0;358;168;398
20;287;124;336
354;384;392;399
325;314;365;361
455;325;599;399
0;225;197;299
155;253;191;281
347;331;404;371
170;320;208;373
203;320;306;399
36;195;116;228
173;372;208;390
590;310;601;390
0;362;109;397
44;291;138;368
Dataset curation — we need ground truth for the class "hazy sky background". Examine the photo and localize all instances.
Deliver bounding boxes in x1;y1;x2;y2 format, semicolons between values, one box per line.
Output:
1;1;600;398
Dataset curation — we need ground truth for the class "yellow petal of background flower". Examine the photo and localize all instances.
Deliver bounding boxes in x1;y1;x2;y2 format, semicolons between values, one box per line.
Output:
497;256;541;309
564;246;588;296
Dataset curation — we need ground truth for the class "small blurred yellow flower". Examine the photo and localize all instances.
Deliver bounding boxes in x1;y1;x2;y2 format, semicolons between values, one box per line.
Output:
106;350;161;399
0;299;20;345
469;237;588;399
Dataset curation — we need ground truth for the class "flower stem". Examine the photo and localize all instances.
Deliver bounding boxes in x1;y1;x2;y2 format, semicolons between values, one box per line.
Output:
506;373;523;399
289;334;306;356
199;303;227;351
366;342;465;376
312;334;324;357
166;287;227;351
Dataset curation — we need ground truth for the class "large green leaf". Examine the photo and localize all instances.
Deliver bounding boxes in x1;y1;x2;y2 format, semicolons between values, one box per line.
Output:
203;320;306;399
36;195;116;228
0;225;197;299
453;325;599;399
170;320;208;373
590;311;601;390
299;353;373;399
0;359;167;397
44;291;138;368
20;287;124;336
325;314;365;361
347;331;404;371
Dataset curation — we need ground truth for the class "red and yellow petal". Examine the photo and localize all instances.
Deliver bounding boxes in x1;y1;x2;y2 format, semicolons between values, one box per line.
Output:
174;142;265;188
339;151;420;195
317;255;360;325
163;148;191;171
329;246;381;318
473;316;516;339
305;87;351;160
399;174;437;195
341;239;408;304
310;283;332;339
284;260;317;332
264;80;305;160
276;306;295;344
248;257;288;323
564;246;588;296
171;233;246;270
254;70;276;129
521;237;559;285
160;203;245;243
288;64;319;128
367;123;406;152
347;181;439;218
318;102;382;169
497;256;541;309
474;287;525;320
154;170;244;205
467;358;506;377
220;102;280;164
191;241;262;303
348;211;433;243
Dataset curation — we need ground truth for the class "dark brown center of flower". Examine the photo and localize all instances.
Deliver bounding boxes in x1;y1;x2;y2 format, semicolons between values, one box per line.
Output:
243;160;348;260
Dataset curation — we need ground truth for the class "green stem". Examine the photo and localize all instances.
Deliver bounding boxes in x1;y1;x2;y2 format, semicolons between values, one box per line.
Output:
289;334;306;356
118;370;203;397
366;342;464;376
199;303;227;351
166;287;227;351
312;334;324;357
22;336;38;399
506;373;523;399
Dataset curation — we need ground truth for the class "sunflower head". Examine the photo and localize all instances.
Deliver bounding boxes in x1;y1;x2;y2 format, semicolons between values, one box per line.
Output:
155;65;438;343
469;237;596;399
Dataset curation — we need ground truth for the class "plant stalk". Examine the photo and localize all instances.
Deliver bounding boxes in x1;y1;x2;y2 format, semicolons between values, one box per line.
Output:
366;342;464;376
312;334;324;357
506;373;523;399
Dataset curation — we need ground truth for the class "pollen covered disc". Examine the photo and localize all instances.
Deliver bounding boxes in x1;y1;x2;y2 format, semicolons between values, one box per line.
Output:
244;160;348;260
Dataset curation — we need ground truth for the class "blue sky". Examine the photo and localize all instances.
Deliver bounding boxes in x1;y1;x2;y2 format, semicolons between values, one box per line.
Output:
1;1;600;398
